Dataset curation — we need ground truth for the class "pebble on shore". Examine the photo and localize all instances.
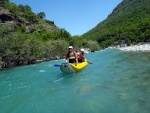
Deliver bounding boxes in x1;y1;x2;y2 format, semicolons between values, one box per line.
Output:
118;44;150;52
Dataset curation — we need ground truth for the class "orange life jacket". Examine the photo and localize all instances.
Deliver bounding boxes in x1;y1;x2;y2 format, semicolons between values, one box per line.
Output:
66;51;77;59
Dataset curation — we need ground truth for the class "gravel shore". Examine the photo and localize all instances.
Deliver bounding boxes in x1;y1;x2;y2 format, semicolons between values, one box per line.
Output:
118;44;150;52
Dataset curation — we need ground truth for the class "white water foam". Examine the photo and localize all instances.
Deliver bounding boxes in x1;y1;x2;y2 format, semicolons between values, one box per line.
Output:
118;44;150;52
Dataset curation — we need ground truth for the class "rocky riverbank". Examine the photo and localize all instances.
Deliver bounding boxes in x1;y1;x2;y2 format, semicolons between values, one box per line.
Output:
118;44;150;52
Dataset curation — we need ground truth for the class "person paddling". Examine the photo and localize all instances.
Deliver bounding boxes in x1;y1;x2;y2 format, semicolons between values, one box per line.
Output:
66;46;78;64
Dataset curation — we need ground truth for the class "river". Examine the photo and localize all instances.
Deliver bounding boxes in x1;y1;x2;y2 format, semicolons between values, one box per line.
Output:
0;49;150;113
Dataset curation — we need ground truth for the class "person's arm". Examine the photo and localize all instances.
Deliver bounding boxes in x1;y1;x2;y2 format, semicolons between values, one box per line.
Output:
83;55;86;61
83;56;86;61
66;52;68;62
75;58;78;64
74;52;78;64
66;53;68;59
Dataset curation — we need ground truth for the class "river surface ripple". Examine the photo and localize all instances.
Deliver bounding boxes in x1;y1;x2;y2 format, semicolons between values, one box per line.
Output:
0;49;150;113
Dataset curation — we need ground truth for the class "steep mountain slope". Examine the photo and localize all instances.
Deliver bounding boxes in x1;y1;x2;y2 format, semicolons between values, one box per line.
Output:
0;5;58;34
82;0;150;47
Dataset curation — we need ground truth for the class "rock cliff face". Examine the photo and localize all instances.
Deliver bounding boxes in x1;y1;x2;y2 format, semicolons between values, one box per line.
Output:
0;7;15;31
0;6;58;33
0;13;14;23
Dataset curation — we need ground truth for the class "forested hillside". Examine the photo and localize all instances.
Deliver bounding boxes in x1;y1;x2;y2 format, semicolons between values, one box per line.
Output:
0;0;99;69
82;0;150;48
2;0;149;69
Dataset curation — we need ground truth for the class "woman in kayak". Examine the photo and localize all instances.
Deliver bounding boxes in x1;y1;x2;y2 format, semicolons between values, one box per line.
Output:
66;46;78;64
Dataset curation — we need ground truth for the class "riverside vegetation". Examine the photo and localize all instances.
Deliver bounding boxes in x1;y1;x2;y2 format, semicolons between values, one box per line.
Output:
0;0;99;69
0;0;150;69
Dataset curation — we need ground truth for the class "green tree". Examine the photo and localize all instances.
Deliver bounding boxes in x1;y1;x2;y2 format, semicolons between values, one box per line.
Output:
16;24;26;32
0;0;9;8
37;12;46;19
85;40;100;52
24;35;44;63
8;2;18;14
0;32;44;67
59;28;71;41
18;4;25;12
45;40;69;59
69;36;87;49
24;5;31;11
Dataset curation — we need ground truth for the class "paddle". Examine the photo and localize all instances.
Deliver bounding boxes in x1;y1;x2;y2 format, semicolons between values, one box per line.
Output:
54;61;93;67
54;64;61;67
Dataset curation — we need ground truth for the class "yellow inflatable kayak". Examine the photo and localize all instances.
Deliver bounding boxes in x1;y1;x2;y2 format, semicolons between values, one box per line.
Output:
60;60;88;73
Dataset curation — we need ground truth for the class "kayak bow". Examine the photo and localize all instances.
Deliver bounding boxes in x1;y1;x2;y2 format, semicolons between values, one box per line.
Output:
60;60;88;73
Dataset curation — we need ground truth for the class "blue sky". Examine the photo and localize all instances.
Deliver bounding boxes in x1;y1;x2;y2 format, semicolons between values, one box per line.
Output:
10;0;122;36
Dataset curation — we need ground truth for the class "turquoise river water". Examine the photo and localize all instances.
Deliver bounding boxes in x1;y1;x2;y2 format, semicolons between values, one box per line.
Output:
0;49;150;113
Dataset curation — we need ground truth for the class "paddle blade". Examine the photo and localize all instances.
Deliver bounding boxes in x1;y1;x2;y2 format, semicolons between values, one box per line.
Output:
54;64;61;67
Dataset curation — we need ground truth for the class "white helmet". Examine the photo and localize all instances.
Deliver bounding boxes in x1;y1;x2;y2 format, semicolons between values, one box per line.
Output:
68;46;73;49
80;48;84;52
